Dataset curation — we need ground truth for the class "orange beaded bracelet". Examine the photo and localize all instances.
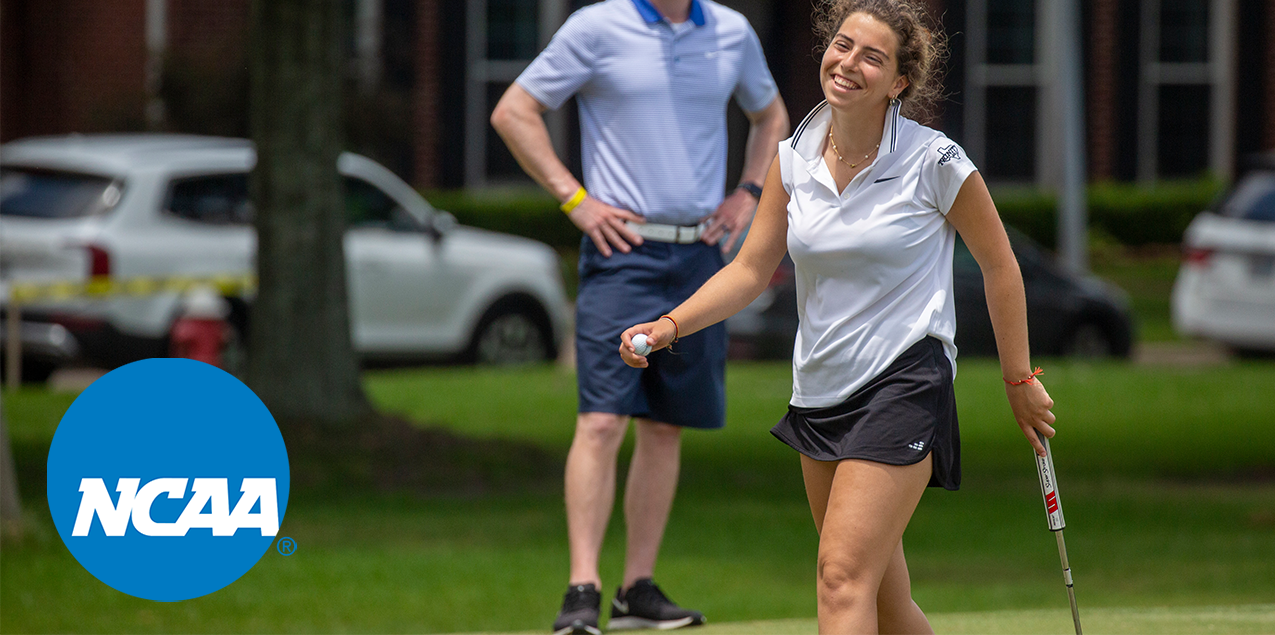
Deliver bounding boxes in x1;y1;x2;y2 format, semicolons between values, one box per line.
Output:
1005;367;1044;386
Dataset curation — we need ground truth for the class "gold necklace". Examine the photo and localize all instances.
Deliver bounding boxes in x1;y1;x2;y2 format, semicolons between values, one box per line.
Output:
828;128;878;170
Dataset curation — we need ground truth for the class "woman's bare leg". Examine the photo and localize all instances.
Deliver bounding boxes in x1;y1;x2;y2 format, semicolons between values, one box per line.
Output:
877;540;933;634
810;455;932;634
800;455;838;534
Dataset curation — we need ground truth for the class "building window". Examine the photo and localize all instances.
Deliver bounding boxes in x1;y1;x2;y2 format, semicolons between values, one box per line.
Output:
1138;0;1235;181
986;0;1035;64
485;81;529;181
464;0;569;188
984;86;1038;179
968;0;1235;185
488;0;540;61
964;0;1042;184
1157;85;1212;176
1159;0;1209;63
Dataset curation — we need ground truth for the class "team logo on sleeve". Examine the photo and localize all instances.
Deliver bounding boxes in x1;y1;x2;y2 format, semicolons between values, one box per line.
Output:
46;359;290;602
937;144;962;166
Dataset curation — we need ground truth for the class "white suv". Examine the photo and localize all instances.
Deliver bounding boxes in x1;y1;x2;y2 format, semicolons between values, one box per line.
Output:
1;134;570;378
1172;156;1275;355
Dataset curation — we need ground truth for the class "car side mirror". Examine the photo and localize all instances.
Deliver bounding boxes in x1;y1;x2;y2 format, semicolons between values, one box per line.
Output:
428;211;457;243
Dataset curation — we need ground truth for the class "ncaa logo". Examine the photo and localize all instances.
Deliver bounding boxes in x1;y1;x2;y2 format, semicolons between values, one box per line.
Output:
46;359;290;602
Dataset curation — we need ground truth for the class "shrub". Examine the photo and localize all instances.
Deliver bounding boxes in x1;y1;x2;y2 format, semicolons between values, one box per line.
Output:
424;178;1228;252
423;189;580;250
992;178;1226;248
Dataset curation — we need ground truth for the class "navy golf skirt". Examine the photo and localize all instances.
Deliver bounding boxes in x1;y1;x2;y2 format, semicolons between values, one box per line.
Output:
770;336;961;490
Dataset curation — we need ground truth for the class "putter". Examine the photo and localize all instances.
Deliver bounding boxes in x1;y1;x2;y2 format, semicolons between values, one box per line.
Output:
1034;429;1082;635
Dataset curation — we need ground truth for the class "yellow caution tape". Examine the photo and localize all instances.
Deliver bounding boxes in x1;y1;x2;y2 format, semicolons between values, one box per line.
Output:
7;274;257;304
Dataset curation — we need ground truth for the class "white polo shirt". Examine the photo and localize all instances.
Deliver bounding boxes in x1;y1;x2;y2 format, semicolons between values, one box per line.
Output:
516;0;778;225
778;100;978;407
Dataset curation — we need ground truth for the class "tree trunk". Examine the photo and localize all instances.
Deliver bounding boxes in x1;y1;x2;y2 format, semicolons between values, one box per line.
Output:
247;0;370;424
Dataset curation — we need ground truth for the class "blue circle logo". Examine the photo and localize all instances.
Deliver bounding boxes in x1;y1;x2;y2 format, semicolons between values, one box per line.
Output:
46;359;290;602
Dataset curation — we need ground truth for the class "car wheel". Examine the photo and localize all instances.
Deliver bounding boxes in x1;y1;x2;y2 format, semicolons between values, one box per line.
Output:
469;299;554;365
1064;322;1112;358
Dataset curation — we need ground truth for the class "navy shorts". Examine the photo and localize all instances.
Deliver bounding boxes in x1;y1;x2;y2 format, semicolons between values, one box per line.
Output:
770;337;961;490
575;237;727;429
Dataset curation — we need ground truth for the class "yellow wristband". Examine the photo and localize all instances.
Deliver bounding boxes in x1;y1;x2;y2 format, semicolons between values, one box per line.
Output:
560;187;587;213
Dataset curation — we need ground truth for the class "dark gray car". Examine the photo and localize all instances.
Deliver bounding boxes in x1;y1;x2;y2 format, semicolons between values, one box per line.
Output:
727;228;1134;360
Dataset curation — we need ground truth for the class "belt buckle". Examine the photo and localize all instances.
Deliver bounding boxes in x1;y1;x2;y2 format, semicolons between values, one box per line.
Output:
626;221;704;243
679;223;705;244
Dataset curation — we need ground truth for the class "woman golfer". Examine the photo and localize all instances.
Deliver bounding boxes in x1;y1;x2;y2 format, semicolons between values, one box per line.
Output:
619;0;1057;631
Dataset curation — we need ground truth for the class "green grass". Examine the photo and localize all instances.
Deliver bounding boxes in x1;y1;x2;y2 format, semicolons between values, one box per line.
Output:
3;359;1274;633
681;604;1275;634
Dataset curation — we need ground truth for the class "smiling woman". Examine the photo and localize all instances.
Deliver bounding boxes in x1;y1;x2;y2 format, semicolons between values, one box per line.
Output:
812;0;946;121
616;1;1062;632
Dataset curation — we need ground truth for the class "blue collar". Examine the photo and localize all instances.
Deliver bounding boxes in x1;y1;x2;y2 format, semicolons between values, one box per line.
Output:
631;0;706;27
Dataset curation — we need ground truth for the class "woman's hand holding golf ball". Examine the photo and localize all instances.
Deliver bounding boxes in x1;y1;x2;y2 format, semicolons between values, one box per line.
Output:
619;319;678;368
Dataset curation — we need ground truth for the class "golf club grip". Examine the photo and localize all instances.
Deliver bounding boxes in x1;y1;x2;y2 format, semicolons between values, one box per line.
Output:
1034;429;1066;531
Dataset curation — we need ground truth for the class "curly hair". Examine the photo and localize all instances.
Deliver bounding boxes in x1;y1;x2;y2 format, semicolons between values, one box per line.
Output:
812;0;948;120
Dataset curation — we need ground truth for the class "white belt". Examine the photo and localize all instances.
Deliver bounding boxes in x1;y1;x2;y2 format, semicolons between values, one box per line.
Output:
626;221;707;244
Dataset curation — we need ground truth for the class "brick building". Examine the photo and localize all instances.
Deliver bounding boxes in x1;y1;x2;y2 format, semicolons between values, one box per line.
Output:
3;0;1273;190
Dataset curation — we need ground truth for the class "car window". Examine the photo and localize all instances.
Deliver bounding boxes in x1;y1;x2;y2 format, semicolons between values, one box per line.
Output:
1220;173;1275;222
345;177;418;231
163;174;418;229
0;167;121;218
166;173;254;225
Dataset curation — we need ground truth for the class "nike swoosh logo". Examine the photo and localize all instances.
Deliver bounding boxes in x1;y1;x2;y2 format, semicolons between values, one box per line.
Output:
873;176;900;183
613;599;629;613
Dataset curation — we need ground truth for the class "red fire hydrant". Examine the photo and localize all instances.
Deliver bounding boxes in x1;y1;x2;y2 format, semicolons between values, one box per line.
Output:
169;286;230;367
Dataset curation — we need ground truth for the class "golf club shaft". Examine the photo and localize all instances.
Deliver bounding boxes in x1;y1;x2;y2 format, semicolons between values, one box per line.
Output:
1035;430;1082;635
1056;530;1081;635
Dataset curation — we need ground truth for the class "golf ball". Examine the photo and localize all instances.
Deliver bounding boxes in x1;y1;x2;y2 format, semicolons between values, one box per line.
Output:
632;333;652;356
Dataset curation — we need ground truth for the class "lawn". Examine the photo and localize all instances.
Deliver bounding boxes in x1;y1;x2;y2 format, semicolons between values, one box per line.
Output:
3;358;1274;633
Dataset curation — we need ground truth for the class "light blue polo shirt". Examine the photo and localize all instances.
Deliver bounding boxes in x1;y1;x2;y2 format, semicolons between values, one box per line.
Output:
516;0;778;225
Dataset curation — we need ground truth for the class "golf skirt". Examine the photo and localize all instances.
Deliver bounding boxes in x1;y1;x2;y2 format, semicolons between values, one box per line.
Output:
770;336;961;490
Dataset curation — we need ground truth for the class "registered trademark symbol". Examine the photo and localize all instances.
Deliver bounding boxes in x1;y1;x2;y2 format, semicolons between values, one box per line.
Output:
276;537;297;556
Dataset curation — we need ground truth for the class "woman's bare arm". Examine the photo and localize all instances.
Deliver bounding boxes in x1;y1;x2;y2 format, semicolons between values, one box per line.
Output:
945;172;1056;456
620;157;790;363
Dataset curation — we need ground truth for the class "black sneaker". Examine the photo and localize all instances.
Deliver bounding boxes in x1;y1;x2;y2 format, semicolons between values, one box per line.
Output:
608;579;705;630
553;583;602;635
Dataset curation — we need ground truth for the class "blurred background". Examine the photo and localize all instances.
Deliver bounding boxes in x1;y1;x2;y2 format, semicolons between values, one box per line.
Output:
4;0;1272;188
4;0;1275;375
1;0;1274;633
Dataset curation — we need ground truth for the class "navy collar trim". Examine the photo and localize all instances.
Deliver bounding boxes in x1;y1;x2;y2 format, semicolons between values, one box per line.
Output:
792;99;903;161
791;101;829;151
631;0;706;27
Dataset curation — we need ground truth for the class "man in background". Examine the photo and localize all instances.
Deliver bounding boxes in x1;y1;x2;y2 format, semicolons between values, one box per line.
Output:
491;1;787;632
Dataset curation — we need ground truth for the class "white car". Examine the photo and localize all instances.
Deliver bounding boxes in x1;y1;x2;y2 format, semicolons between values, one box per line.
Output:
1;134;570;379
1172;155;1275;354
